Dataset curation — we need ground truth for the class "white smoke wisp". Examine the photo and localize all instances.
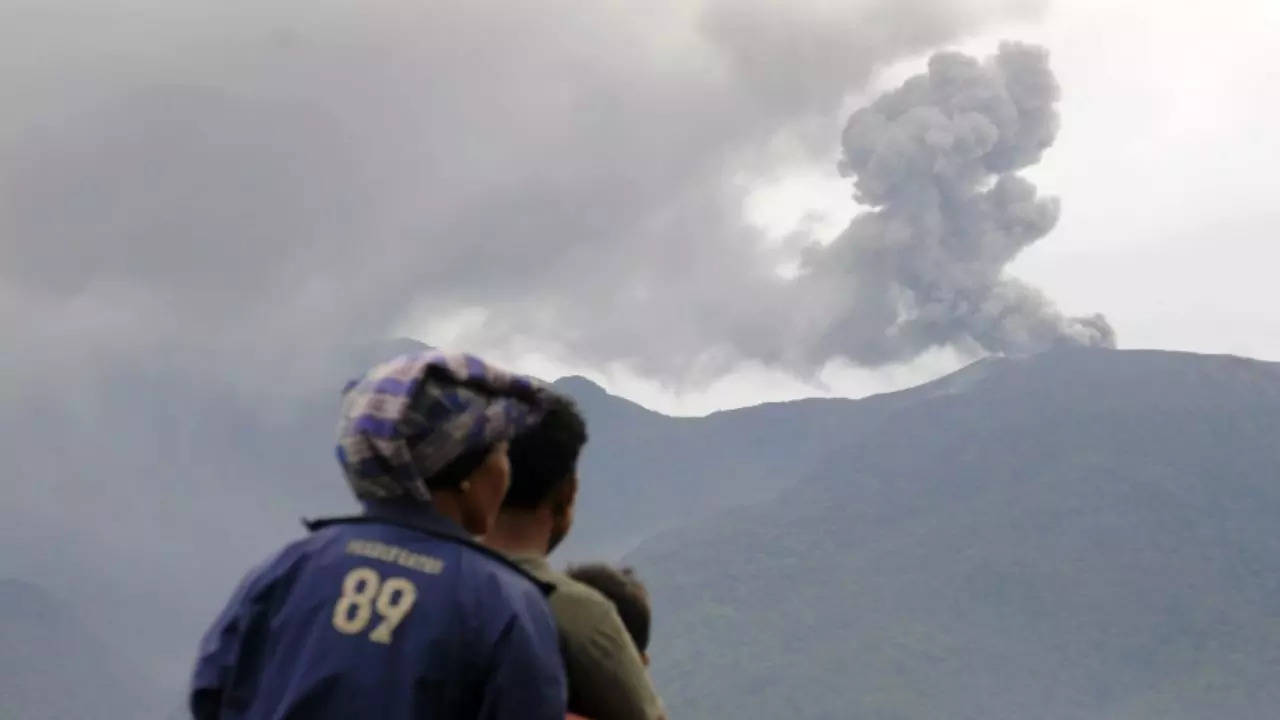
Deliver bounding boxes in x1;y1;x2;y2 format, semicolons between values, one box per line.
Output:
784;42;1115;367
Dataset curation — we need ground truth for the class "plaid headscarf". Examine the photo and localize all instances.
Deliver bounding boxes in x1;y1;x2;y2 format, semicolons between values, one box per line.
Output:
336;350;550;503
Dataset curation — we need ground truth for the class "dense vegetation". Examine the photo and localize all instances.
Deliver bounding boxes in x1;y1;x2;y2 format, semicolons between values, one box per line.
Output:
629;349;1280;718
4;347;1278;718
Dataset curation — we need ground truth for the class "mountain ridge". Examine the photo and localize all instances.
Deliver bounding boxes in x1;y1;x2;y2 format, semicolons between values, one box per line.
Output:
625;347;1280;719
4;346;1277;718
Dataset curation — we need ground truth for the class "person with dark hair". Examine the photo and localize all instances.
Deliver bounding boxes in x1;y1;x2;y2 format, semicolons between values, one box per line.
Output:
485;395;666;720
567;564;651;666
189;351;567;720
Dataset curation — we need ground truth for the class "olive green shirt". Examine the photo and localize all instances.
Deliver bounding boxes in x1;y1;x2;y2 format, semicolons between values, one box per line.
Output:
512;555;665;720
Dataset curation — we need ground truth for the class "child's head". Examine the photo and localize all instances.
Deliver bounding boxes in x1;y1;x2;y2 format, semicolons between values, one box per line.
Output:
568;563;651;665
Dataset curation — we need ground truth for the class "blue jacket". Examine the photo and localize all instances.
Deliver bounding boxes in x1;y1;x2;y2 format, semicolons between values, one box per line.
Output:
190;501;567;719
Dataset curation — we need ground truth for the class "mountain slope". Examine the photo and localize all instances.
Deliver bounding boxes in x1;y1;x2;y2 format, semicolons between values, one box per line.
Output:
552;373;885;560
2;337;838;713
628;349;1280;719
0;580;146;719
6;345;1278;717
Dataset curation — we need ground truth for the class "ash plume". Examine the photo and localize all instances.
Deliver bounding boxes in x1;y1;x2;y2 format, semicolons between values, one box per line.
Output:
794;42;1115;365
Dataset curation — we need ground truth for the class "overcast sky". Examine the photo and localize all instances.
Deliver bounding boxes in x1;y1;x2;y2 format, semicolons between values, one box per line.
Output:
467;0;1280;414
3;0;1277;419
3;0;1277;703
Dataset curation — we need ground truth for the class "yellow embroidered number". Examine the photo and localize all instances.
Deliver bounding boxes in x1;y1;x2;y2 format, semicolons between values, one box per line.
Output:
331;567;418;644
369;576;417;644
332;567;379;635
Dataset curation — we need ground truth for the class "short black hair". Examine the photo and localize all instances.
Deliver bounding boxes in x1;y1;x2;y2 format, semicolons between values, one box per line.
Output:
567;564;650;653
425;444;493;490
504;394;587;509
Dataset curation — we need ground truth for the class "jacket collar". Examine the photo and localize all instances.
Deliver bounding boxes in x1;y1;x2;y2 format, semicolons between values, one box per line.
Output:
302;500;555;595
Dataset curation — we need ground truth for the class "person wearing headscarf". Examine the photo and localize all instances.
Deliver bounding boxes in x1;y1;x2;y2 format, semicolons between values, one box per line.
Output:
190;350;568;719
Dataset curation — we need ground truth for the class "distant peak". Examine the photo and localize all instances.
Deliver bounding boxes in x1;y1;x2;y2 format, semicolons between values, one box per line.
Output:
553;375;609;396
550;375;665;418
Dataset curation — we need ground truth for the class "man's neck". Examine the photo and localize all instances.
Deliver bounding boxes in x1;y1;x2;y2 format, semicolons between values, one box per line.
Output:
425;491;468;531
485;509;552;558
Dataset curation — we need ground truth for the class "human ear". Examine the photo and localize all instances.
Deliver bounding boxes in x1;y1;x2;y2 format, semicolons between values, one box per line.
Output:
459;443;511;535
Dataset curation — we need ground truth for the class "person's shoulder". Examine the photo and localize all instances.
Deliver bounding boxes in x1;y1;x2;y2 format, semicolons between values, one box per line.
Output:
556;571;611;604
235;532;322;594
325;521;550;601
541;568;619;624
463;545;550;593
539;569;663;718
193;533;318;662
444;548;559;655
439;544;555;633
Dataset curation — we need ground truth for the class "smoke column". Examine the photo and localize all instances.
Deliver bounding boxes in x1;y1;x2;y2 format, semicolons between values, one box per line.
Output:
791;42;1115;366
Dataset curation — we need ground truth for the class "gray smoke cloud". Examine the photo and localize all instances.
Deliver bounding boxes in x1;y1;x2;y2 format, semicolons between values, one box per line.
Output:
1;1;1059;709
783;42;1115;367
0;0;1056;388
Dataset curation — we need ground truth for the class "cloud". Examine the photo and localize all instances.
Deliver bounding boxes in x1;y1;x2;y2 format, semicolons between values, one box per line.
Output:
2;0;1049;385
0;0;1047;703
788;43;1115;367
